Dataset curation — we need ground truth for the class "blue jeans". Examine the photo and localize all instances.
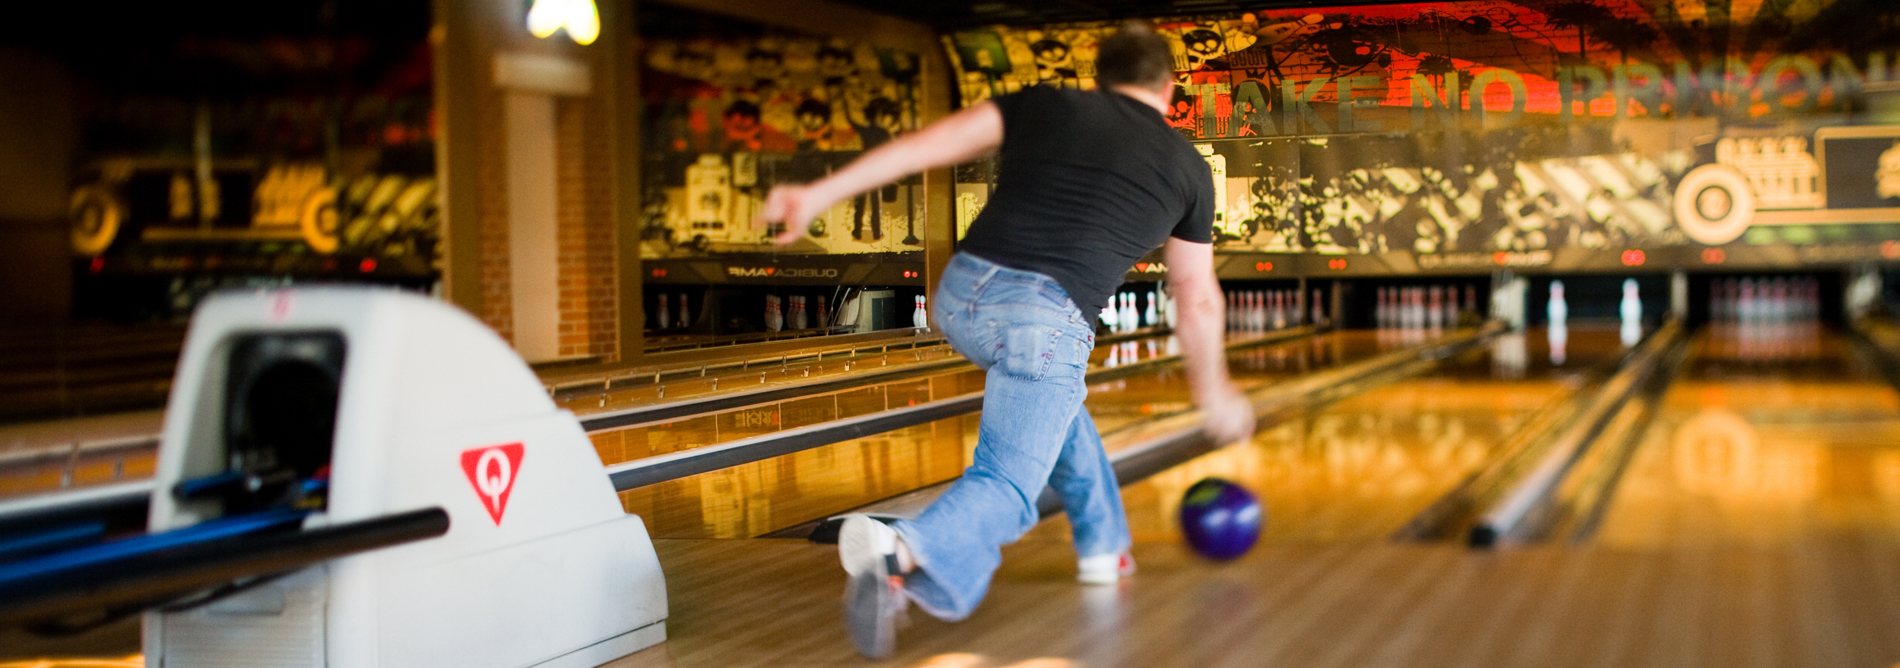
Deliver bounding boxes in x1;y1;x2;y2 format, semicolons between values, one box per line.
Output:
892;252;1131;621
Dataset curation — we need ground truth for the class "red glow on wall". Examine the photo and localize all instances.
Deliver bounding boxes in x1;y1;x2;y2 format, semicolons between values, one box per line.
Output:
88;256;104;275
1701;248;1727;264
1883;240;1900;259
1327;258;1347;270
1621;249;1646;266
359;258;378;273
652;268;668;278
1255;261;1273;271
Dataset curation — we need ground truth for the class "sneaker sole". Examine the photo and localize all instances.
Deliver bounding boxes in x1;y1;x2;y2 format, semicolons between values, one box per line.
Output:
1077;553;1136;585
839;516;898;659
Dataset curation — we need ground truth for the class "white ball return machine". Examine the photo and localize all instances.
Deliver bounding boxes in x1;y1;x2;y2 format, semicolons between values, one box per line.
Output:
0;287;666;667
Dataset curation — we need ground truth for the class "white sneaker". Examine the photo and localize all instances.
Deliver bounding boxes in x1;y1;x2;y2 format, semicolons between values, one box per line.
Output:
1077;552;1136;585
838;515;904;659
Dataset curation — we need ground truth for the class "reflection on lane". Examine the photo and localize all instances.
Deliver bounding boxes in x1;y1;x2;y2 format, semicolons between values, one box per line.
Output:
1032;326;1635;546
1594;329;1900;549
589;329;1345;471
561;327;1294;417
616;330;1406;539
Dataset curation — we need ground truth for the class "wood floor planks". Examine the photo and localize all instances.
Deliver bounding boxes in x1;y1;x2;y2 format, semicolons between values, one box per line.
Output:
604;537;1900;668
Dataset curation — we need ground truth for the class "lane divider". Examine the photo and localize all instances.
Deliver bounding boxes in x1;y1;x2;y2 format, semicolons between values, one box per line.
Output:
1466;319;1685;548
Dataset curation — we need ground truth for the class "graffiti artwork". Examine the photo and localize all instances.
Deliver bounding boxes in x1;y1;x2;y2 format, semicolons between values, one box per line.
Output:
945;0;1900;265
640;4;925;258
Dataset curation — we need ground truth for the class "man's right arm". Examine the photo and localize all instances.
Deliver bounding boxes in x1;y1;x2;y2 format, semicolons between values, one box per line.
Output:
757;101;1002;244
1163;237;1256;446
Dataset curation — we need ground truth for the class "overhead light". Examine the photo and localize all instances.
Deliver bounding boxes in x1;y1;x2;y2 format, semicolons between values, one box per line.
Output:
527;0;600;46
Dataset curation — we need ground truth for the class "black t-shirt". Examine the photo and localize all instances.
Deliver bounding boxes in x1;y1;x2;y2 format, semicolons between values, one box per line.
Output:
957;86;1214;317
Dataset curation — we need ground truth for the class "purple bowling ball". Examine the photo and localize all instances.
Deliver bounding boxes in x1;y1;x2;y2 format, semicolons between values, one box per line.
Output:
1178;477;1262;560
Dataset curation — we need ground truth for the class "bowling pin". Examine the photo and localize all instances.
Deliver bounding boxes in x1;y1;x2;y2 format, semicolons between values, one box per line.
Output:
1145;291;1159;330
765;294;782;332
1739;278;1757;323
816;295;829;328
1271;291;1286;330
912;295;928;329
1547;280;1568;329
1383;286;1398;328
678;293;691;328
1380;287;1393;330
1548;317;1568;366
1124;292;1139;331
657;294;671;329
1101;302;1120;332
1427;286;1444;330
1620;278;1642;346
1312;289;1324;327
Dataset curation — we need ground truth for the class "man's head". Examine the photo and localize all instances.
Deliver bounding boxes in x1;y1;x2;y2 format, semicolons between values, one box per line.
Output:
1096;22;1174;94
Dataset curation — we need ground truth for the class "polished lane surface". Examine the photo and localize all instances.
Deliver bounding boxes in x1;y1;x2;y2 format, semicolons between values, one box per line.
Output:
1030;326;1635;546
1594;325;1900;549
613;329;1411;539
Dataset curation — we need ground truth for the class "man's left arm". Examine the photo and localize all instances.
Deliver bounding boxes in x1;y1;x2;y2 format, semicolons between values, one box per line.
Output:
757;101;1002;245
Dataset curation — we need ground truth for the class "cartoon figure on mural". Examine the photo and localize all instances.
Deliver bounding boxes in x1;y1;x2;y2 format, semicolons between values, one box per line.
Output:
640;8;921;257
1028;38;1078;87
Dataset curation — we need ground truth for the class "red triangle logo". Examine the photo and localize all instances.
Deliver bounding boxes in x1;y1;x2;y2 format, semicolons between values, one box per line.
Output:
460;443;525;525
1134;263;1149;272
765;267;776;276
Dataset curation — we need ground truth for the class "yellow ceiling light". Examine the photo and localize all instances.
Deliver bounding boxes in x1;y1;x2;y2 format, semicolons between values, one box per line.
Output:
527;0;600;46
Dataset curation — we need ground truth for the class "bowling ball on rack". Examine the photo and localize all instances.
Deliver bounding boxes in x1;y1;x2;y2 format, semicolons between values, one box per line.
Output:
1178;477;1262;560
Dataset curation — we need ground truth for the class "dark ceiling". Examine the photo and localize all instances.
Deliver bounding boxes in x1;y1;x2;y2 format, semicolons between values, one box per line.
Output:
829;0;1417;30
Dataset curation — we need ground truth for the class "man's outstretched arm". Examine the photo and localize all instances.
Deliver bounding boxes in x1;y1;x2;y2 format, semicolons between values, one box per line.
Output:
1163;237;1256;445
757;101;1002;245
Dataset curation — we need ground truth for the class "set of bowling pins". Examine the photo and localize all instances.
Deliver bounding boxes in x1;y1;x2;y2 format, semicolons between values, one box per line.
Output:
654;293;692;329
1544;279;1646;359
1709;276;1821;360
764;294;831;332
1710;276;1819;324
1226;289;1305;333
1376;285;1475;332
1102;289;1172;334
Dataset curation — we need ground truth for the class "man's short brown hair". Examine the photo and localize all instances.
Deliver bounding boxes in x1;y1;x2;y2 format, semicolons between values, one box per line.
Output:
1095;22;1174;92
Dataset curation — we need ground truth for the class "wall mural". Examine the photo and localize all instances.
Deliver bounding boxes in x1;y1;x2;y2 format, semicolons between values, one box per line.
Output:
71;37;437;264
60;6;438;320
944;0;1900;269
639;3;925;258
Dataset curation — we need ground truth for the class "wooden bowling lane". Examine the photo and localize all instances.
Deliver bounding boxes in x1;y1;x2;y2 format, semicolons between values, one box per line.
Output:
0;413;162;500
587;329;1338;473
607;535;1900;667
1051;327;1635;546
1592;327;1900;549
554;340;965;415
610;330;1389;539
0;323;184;424
555;327;1288;418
